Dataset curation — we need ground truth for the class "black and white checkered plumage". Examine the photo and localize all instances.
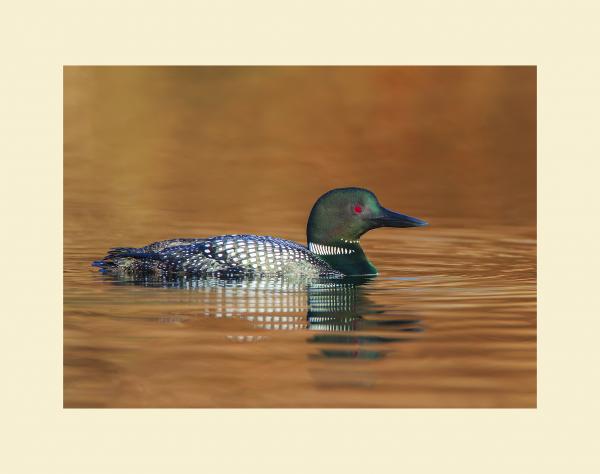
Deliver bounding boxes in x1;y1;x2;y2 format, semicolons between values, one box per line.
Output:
93;235;344;278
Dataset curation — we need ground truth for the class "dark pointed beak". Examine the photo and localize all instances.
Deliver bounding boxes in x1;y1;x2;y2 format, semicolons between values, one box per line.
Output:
372;208;428;228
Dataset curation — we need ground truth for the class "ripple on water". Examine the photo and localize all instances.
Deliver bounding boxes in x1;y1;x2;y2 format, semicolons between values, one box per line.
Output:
64;225;535;408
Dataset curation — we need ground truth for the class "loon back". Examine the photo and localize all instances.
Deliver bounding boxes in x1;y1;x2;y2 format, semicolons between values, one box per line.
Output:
94;235;343;278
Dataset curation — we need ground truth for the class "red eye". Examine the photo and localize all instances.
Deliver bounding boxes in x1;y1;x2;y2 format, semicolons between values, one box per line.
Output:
354;205;363;214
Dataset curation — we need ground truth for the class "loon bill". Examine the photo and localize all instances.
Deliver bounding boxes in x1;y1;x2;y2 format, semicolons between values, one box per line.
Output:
93;187;428;277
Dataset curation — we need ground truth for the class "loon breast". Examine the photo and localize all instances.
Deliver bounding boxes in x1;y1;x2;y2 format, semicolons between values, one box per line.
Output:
95;234;343;278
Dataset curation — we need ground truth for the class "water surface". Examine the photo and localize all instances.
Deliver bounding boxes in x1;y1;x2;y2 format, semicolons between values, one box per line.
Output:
64;67;536;407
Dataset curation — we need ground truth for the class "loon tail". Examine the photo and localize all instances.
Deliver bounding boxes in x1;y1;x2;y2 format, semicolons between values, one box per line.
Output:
92;247;163;273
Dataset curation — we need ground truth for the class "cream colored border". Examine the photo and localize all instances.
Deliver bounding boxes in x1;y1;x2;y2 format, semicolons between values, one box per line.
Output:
2;1;600;472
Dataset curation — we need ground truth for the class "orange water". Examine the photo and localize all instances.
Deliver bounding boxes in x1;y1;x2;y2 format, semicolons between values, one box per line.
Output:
64;66;536;407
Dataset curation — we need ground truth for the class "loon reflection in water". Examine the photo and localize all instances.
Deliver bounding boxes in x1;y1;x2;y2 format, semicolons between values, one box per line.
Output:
102;273;423;360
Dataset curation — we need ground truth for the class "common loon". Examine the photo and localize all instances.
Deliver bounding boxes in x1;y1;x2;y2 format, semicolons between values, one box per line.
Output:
93;187;427;277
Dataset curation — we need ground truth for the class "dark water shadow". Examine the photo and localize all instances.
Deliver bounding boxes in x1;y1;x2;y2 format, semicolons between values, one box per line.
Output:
303;276;423;360
99;273;424;361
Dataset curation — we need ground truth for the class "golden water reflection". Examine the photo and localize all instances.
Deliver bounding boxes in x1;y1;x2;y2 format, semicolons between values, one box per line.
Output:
64;66;536;407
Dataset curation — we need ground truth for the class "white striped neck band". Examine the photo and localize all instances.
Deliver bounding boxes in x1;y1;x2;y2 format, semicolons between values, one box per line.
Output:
308;242;357;256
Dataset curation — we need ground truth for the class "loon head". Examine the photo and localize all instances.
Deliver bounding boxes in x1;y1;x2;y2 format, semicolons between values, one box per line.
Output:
306;187;427;276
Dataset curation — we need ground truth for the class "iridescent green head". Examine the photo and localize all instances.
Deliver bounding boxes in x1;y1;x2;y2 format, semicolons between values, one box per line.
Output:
306;187;427;276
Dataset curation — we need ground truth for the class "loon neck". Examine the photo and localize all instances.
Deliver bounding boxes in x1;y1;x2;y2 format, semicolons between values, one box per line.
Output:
307;239;377;276
308;238;360;256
